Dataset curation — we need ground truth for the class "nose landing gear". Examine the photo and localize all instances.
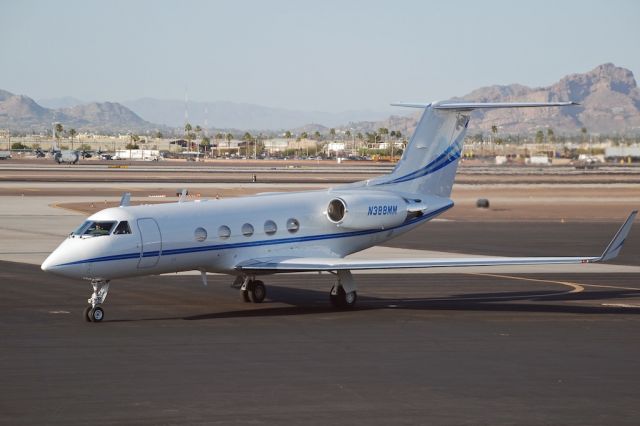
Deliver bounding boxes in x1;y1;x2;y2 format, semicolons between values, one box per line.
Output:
84;280;110;322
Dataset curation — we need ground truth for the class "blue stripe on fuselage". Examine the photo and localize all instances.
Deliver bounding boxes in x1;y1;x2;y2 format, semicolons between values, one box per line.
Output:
54;203;453;267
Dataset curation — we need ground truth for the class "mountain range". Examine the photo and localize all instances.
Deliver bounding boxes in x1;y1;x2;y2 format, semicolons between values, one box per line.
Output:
1;90;155;133
346;63;640;136
4;63;640;135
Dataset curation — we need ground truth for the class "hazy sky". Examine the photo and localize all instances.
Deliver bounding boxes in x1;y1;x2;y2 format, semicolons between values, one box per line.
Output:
1;0;638;112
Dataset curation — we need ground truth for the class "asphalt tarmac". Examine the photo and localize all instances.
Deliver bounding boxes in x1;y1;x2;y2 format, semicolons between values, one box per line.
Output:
0;171;638;424
1;259;639;425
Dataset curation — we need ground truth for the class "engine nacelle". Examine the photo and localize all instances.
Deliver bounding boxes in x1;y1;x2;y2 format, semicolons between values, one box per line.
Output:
325;193;408;230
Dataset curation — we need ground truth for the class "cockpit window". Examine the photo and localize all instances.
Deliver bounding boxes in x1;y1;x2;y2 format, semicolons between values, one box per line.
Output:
73;221;117;236
113;221;132;235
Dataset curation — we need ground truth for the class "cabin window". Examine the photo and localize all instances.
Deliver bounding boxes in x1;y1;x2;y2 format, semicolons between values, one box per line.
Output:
194;227;208;242
264;220;277;236
73;221;117;236
218;225;231;240
113;221;132;235
242;223;254;237
286;218;300;233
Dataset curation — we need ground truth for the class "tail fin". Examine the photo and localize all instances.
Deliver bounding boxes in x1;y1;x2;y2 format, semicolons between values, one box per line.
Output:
366;101;577;197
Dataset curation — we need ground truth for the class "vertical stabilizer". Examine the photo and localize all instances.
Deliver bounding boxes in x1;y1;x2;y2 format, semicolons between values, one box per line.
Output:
367;104;469;197
364;101;577;198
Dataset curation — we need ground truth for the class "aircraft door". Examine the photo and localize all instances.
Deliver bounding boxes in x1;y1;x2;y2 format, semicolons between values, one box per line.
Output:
137;218;162;268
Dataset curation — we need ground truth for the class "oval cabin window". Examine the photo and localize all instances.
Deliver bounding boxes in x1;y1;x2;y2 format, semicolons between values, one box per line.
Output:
242;223;254;237
194;227;208;242
286;218;300;233
218;225;231;240
264;220;277;236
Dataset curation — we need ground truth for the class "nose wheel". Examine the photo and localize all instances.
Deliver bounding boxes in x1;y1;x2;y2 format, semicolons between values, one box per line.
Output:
84;305;104;322
84;280;110;323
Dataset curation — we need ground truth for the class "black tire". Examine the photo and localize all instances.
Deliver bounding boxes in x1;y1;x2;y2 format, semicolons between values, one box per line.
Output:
248;281;266;303
90;306;104;322
83;305;92;322
476;198;490;208
343;290;357;308
330;285;357;309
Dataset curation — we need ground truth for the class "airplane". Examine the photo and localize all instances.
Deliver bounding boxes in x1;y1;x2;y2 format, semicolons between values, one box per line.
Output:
40;101;637;322
50;141;80;164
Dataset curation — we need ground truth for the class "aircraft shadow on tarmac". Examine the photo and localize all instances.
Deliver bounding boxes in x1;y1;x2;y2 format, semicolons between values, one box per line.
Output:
2;261;638;323
177;284;640;322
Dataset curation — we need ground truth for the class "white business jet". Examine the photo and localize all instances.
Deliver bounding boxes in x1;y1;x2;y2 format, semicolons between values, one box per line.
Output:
41;101;637;322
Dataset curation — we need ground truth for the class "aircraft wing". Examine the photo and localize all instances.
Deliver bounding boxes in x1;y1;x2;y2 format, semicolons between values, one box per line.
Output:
236;211;636;273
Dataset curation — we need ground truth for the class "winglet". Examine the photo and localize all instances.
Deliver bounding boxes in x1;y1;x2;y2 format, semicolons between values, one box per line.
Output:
390;101;579;110
598;211;637;262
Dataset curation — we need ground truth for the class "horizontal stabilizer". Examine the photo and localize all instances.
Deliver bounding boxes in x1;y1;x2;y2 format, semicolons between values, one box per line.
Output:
391;101;579;110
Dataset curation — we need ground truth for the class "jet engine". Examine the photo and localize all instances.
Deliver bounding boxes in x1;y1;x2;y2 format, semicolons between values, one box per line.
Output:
325;193;409;230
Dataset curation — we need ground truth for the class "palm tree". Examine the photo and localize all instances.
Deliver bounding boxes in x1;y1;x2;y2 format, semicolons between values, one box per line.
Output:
284;131;292;139
314;131;321;140
200;136;211;155
242;132;253;157
226;132;234;156
184;122;193;151
54;123;63;149
69;128;77;150
301;132;308;139
329;128;336;139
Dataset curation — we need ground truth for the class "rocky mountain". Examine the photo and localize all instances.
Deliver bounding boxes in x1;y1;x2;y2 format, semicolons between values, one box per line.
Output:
122;98;390;131
0;91;158;133
38;96;86;109
347;63;640;136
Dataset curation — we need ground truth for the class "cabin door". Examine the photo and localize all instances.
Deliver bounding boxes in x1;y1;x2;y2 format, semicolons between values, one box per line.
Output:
137;218;162;268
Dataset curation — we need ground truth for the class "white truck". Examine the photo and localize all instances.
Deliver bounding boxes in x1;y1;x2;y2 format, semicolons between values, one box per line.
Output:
113;149;160;161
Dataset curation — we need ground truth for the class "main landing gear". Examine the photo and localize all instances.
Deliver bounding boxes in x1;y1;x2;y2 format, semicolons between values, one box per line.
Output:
329;270;357;309
233;270;358;309
235;276;267;303
84;279;110;322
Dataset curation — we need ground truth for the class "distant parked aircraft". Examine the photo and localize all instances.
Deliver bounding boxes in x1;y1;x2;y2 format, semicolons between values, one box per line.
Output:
51;141;80;164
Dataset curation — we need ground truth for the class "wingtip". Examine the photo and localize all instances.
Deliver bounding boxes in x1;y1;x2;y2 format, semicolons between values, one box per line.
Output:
598;210;637;262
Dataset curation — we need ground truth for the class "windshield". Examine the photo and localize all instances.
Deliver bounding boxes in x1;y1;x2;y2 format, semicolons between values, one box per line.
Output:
72;221;117;236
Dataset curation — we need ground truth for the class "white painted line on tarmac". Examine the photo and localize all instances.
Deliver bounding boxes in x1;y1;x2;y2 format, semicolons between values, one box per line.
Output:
467;273;585;295
601;303;640;308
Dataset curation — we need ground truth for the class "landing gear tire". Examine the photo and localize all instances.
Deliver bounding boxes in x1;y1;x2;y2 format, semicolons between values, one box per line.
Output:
330;285;357;309
83;305;92;322
248;280;266;303
89;306;104;322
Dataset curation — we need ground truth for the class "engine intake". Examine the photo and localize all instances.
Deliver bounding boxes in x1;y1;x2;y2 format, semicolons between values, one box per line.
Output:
325;193;408;230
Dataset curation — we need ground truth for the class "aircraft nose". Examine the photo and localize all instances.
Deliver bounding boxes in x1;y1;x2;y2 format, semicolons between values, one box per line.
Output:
41;251;58;272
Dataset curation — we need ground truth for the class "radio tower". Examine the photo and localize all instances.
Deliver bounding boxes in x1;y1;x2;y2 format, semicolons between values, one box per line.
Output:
204;106;209;136
184;88;189;126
